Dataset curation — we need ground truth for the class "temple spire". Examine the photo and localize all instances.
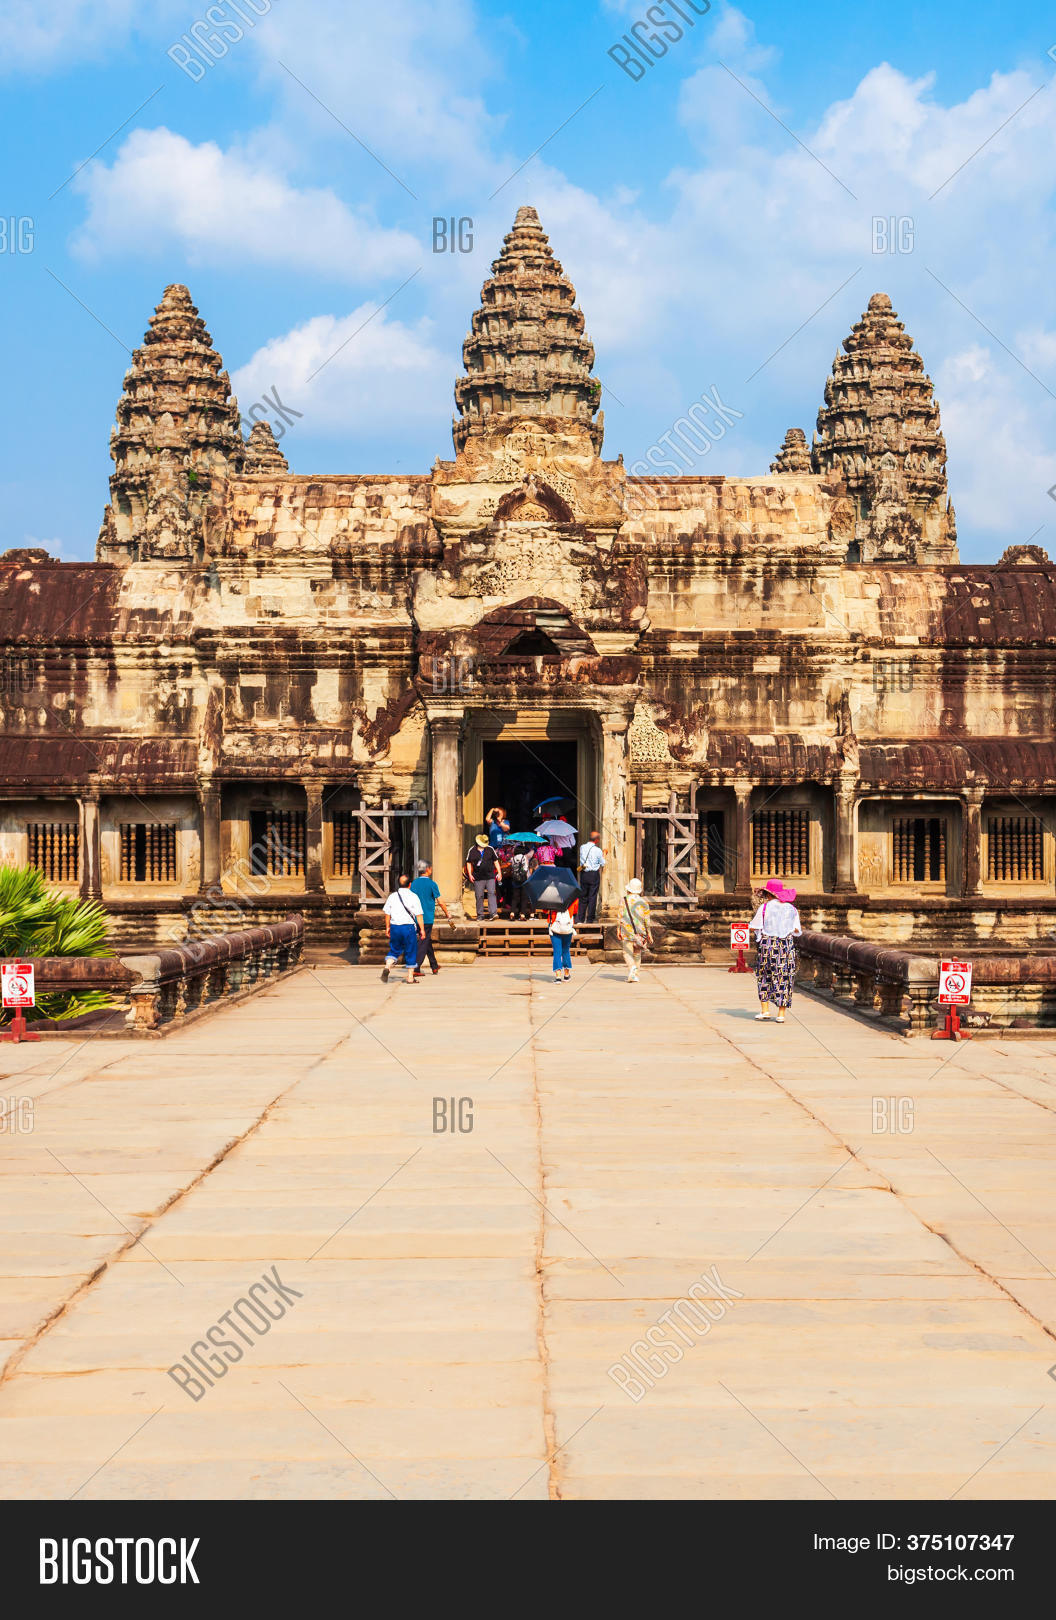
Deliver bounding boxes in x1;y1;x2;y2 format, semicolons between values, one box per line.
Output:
243;420;289;473
97;283;243;561
812;292;954;562
770;427;812;473
453;205;602;453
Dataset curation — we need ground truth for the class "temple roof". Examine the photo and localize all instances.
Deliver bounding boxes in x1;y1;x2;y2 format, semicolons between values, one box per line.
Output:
453;205;602;453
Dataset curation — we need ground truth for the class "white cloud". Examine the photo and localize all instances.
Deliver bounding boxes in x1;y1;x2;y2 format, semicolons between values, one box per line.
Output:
231;305;451;446
937;344;1056;543
0;0;180;70
71;128;421;279
246;0;501;184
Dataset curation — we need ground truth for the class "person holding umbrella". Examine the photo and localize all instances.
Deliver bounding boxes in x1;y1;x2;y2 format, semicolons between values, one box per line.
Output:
617;877;652;983
548;902;577;982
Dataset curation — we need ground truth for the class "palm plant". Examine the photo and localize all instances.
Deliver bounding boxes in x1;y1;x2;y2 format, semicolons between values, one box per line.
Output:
0;865;114;1023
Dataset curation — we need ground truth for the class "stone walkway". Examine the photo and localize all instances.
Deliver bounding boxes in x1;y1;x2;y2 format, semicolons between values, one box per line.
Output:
1;961;1054;1499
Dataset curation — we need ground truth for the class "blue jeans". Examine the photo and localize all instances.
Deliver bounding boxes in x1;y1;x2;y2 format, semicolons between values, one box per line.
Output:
387;923;418;966
551;932;572;972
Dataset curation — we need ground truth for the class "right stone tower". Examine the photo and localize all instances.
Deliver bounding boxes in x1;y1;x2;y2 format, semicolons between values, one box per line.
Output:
813;292;957;563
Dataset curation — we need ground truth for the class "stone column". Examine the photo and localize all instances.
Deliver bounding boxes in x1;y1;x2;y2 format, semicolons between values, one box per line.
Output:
961;786;985;898
733;781;753;894
78;791;102;901
599;714;632;911
429;717;464;915
304;781;325;893
832;780;859;894
197;781;222;895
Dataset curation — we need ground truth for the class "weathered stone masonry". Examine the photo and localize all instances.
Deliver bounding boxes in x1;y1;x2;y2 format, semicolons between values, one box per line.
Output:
2;204;1055;951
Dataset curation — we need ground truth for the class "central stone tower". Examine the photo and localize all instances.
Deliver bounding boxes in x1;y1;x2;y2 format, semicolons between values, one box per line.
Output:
453;205;603;454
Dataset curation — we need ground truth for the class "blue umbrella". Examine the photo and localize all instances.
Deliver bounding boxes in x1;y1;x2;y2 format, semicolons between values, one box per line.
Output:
506;831;546;844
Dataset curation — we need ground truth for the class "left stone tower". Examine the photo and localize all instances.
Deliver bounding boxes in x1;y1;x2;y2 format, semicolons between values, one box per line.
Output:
97;284;245;563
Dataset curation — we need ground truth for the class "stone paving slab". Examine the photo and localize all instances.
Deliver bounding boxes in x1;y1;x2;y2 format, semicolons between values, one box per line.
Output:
1;960;1055;1499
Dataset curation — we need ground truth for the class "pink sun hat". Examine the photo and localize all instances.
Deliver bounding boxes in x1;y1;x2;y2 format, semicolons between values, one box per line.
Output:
779;885;797;903
763;878;784;897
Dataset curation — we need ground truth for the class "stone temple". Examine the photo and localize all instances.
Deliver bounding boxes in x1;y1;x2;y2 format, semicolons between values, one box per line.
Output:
2;204;1055;954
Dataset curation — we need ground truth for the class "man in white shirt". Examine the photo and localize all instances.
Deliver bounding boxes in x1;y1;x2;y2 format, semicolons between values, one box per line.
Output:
381;875;426;984
577;830;606;922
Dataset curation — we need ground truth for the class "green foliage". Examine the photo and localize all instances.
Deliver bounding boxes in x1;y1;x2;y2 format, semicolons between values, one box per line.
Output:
0;865;114;1024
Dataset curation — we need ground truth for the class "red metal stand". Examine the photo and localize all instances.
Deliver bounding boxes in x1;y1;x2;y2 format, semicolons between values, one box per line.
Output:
931;1007;972;1041
728;948;750;974
0;1008;40;1044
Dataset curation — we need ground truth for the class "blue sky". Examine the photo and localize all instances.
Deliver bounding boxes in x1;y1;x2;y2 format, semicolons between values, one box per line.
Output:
4;0;1056;561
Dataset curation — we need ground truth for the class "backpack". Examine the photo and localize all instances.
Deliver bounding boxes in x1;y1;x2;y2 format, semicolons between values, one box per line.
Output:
511;852;530;881
470;846;497;879
549;909;575;936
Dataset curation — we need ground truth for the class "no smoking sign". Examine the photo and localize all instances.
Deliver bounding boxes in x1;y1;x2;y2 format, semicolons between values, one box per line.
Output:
939;959;972;1006
1;963;35;1009
730;925;750;950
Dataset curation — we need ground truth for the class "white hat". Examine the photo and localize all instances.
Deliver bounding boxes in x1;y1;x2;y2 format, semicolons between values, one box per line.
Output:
625;877;643;894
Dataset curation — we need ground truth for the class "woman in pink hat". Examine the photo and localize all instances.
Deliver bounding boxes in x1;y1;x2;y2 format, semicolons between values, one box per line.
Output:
749;879;802;1023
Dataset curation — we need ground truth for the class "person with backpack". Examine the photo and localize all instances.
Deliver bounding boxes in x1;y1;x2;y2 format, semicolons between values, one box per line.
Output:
616;877;652;983
381;873;426;985
509;846;535;919
548;904;576;982
465;833;501;919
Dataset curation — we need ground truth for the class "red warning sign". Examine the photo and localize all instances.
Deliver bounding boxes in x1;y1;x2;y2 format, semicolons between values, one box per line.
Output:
938;960;972;1006
1;964;35;1009
730;924;750;950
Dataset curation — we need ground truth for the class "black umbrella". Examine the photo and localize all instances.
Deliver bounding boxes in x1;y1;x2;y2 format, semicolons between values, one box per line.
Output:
525;867;582;910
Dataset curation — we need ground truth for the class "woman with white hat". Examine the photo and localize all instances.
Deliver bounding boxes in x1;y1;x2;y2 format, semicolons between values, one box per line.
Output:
749;879;802;1023
617;877;653;983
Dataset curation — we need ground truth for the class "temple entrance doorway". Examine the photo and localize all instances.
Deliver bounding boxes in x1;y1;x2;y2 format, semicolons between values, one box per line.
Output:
481;738;579;845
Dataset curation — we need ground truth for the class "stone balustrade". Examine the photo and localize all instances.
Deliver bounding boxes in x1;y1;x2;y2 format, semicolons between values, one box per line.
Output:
122;918;304;1032
795;932;1056;1033
794;931;937;1035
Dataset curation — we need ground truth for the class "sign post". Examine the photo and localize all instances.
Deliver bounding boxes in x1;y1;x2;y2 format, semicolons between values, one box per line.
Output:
1;962;40;1044
728;923;751;974
932;959;973;1041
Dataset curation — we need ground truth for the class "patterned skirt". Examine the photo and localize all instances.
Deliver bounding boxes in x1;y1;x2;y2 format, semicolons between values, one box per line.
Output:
755;935;797;1008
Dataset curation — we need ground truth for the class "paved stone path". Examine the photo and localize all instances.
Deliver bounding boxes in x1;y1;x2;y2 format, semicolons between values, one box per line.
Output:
1;961;1055;1499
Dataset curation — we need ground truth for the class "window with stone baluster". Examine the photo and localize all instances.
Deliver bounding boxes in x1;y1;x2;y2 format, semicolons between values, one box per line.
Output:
27;822;79;883
119;822;178;883
891;816;946;883
751;809;811;876
986;814;1044;883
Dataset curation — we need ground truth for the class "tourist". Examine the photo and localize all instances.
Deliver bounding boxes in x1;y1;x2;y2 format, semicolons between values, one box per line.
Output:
749;879;802;1023
548;903;576;983
535;839;558;866
509;845;535;919
617;877;652;983
381;874;425;985
486;806;510;847
578;830;606;921
465;833;501;919
411;859;450;978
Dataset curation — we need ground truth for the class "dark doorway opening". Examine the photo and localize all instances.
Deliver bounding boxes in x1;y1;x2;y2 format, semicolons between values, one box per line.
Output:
481;739;579;848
